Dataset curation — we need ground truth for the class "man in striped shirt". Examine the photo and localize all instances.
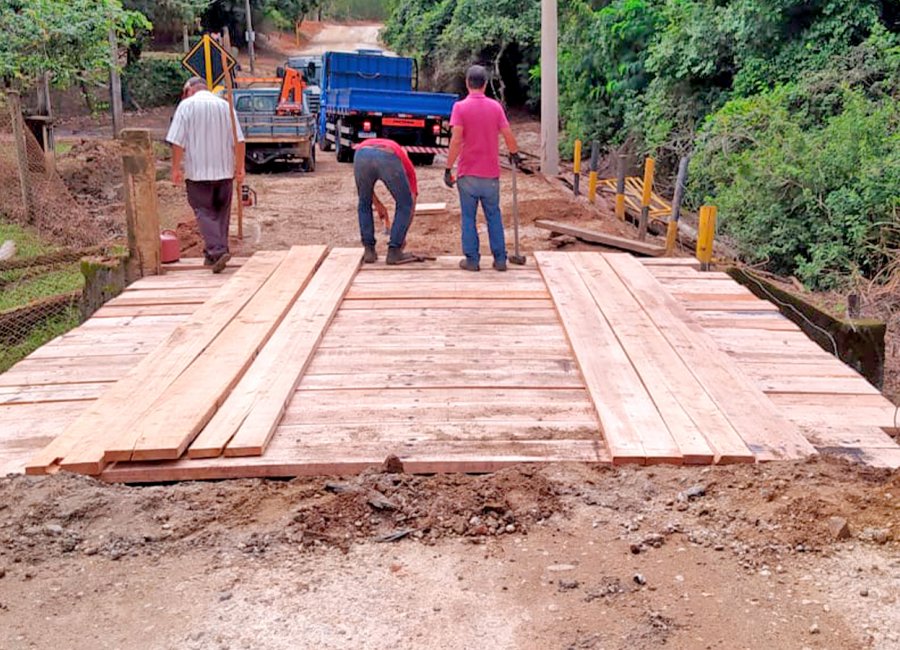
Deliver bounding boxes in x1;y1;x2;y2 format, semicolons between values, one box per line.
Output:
167;77;246;273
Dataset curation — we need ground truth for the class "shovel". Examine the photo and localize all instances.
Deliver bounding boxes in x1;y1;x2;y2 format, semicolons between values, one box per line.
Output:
509;162;527;265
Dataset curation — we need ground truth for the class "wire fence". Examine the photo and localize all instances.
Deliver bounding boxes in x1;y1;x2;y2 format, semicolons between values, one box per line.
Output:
0;93;118;372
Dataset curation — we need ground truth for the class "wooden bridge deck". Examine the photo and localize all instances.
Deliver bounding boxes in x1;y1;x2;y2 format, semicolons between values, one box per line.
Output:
1;249;896;482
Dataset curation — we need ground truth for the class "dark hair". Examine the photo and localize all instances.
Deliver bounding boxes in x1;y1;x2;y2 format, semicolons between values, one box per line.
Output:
465;65;488;89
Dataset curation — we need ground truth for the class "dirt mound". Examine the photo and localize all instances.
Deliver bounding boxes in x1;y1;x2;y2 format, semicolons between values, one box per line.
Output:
174;219;246;257
56;139;126;240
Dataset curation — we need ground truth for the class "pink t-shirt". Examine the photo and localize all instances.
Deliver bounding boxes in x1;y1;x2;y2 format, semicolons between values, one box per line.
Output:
449;91;510;178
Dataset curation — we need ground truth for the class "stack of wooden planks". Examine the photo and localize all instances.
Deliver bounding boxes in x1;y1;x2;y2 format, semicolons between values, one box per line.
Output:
2;249;897;482
598;176;672;222
23;246;361;476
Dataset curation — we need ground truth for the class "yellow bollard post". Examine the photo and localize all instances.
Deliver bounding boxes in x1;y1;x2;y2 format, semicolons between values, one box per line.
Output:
572;139;582;196
696;205;717;271
614;154;626;221
587;141;599;203
637;157;655;240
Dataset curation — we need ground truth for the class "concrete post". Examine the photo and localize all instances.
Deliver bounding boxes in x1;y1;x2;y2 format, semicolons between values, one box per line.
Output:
666;156;690;254
121;129;161;279
540;0;559;176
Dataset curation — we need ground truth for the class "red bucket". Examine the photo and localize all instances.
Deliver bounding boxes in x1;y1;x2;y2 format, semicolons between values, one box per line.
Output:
160;229;180;263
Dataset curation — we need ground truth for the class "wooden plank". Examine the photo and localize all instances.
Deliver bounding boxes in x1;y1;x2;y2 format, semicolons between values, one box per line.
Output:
0;355;141;386
767;393;899;429
102;439;609;483
574;253;751;463
92;304;204;317
682;300;780;312
341;298;553;310
640;258;701;267
535;220;665;257
283;388;597;424
162;257;249;272
0;383;107;405
114;245;329;463
603;253;817;461
272;421;601;443
345;282;548;300
350;271;543;284
415;202;448;214
190;248;361;459
535;251;681;464
25;251;288;476
328;308;562;326
816;446;900;469
799;425;899;449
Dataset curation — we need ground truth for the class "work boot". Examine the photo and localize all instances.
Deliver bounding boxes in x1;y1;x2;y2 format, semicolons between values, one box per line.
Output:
386;248;423;265
458;258;480;272
212;252;231;274
363;245;377;264
492;259;508;272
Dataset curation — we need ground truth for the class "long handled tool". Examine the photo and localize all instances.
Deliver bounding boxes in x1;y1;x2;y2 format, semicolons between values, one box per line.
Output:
509;162;527;265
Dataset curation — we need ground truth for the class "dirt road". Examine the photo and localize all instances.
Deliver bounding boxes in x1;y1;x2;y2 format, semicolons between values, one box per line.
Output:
289;22;390;55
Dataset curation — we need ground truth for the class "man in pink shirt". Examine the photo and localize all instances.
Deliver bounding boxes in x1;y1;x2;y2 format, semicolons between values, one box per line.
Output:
444;65;522;271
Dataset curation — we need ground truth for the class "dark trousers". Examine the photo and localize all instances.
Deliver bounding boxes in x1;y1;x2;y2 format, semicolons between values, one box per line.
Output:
186;179;233;258
353;147;413;249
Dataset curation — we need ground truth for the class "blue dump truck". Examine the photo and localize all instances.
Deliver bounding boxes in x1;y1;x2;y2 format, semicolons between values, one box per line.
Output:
318;51;458;165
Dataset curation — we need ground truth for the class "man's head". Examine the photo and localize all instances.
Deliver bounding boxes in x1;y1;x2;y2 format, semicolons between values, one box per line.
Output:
182;76;207;99
465;65;488;92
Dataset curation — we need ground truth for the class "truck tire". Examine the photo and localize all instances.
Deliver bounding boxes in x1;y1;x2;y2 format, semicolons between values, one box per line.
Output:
319;130;333;152
335;120;354;163
410;153;436;166
302;146;316;172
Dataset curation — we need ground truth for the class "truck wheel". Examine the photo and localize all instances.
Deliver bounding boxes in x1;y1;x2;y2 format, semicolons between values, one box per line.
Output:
410;153;435;166
335;121;354;163
302;147;316;173
319;133;333;152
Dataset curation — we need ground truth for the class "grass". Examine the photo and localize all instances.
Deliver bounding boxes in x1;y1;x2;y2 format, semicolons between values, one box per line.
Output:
0;266;84;311
55;141;74;156
0;306;81;373
0;218;85;371
0;220;58;259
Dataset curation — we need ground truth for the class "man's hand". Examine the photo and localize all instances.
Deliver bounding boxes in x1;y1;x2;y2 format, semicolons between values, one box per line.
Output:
234;166;245;185
443;168;456;188
508;152;523;168
171;167;183;185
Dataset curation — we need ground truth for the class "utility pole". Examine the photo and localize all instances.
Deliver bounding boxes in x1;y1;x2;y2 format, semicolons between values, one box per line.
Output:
109;28;124;138
244;0;256;74
540;0;559;176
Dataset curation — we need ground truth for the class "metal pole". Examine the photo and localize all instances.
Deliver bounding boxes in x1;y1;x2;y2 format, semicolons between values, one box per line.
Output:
244;0;256;75
540;0;559;176
109;28;124;138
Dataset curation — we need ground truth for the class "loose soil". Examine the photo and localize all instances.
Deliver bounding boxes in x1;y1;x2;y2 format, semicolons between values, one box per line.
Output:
0;458;897;649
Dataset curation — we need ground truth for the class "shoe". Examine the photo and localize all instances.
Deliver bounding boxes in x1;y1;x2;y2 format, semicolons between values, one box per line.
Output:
211;252;231;274
363;245;377;264
386;248;423;265
493;259;508;272
458;258;480;272
203;255;214;267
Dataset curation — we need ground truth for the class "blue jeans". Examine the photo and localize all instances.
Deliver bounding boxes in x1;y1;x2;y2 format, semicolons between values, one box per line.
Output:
353;147;414;249
457;176;506;264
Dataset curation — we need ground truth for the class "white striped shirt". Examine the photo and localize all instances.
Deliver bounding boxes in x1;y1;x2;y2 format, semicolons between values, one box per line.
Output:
166;90;245;181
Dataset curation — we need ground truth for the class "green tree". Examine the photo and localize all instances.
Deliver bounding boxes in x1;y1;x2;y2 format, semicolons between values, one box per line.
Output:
0;0;150;89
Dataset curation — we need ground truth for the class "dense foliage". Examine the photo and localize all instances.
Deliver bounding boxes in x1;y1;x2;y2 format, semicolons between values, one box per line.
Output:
0;0;149;89
383;0;900;287
122;56;190;108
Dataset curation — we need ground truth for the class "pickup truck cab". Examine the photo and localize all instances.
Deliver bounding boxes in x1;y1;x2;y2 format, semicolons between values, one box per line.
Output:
229;88;317;171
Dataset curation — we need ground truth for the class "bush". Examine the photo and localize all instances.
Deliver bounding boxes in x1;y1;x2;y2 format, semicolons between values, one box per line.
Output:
122;57;190;110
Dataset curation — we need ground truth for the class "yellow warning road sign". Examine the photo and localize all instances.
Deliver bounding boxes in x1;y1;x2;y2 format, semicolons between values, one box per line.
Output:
182;35;237;89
